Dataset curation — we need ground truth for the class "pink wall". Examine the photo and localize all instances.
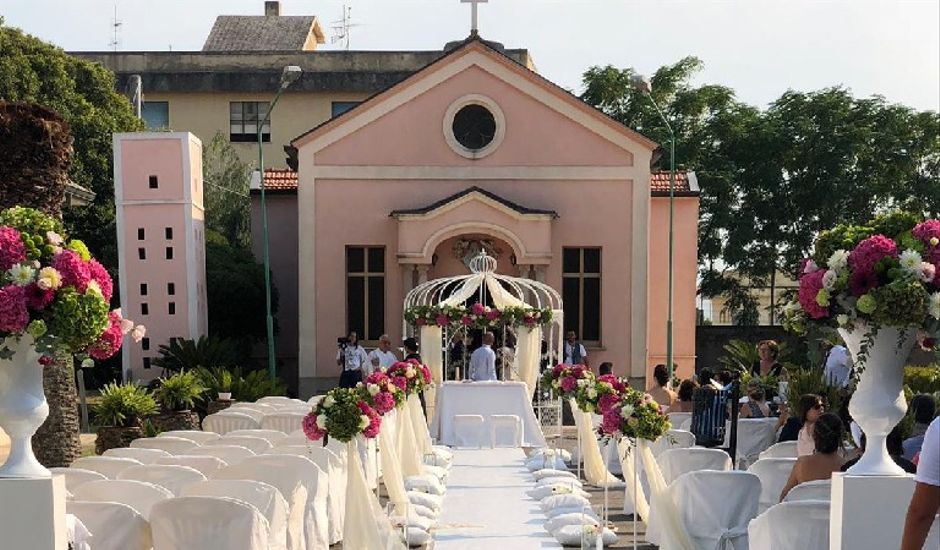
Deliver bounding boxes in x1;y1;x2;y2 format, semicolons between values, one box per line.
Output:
120;140;185;201
429;235;519;279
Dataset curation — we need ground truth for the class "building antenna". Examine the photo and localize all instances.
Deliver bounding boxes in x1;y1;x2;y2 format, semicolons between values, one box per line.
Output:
109;4;122;51
330;5;362;51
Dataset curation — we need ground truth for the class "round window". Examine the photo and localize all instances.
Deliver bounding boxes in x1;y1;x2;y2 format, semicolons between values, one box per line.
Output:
451;104;497;151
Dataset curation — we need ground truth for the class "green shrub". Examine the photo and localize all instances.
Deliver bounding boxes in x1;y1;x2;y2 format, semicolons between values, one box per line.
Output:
93;383;158;428
904;365;940;396
195;366;286;402
786;369;844;417
153;336;239;374
154;370;206;412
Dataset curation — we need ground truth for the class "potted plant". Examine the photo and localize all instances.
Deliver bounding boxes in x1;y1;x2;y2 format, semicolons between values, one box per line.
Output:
153;370;205;431
216;369;233;401
93;382;157;454
0;206;144;477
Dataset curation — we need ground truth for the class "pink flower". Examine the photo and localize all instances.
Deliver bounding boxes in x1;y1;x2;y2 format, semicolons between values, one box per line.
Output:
601;410;622;435
435;314;450;327
552;364;565;376
366;371;389;386
391;376;408;392
415;318;426;327
913;220;940;246
358;402;382;438
849;270;879;297
559;376;577;393
485;309;500;321
38;355;54;366
849;235;898;275
798;269;830;319
523;315;536;326
598;374;626;393
372;392;396;414
0;227;27;271
88;311;124;360
461;315;473;326
471;303;486;315
420;364;432;383
302;413;326;441
87;259;113;302
52;250;91;293
0;285;29;333
24;283;54;310
598;394;621;414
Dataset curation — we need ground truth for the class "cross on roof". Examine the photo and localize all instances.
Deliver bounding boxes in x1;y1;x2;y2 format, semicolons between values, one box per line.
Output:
461;0;488;34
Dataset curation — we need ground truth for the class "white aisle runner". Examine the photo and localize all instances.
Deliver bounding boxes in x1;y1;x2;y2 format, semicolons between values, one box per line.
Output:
435;448;563;549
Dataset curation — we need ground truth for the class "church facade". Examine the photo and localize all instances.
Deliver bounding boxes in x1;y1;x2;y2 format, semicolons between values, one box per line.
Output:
255;37;700;395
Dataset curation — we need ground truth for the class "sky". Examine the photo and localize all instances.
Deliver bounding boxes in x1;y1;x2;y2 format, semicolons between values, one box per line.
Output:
2;0;938;111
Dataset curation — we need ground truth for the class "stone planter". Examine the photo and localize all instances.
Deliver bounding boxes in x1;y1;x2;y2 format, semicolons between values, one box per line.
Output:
207;400;235;415
0;335;50;478
152;410;200;433
95;425;144;455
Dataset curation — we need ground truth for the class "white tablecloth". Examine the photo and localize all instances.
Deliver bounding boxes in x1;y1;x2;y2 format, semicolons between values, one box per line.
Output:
430;381;546;447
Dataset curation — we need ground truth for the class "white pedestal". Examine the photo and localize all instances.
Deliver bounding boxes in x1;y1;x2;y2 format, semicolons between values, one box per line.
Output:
830;472;914;550
0;476;68;550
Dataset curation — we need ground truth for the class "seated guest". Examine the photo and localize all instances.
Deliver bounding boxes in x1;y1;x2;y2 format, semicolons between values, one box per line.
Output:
842;428;917;474
598;362;613;376
691;369;728;447
778;394;824;456
740;383;770;418
672;380;696;413
904;394;937;461
716;370;734;391
648;364;677;408
469;332;497;381
780;413;846;500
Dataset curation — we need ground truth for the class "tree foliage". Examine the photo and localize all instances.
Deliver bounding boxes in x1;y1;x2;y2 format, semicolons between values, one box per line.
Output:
203;132;251;248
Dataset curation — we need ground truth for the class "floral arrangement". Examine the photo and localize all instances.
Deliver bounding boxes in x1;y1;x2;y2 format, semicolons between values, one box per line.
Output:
358;370;405;414
0;207;144;363
540;363;595;400
782;211;940;363
597;386;671;442
404;303;553;330
303;387;382;443
386;359;432;395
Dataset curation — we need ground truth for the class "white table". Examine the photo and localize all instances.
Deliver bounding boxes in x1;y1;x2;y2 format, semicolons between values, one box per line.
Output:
430;381;546;447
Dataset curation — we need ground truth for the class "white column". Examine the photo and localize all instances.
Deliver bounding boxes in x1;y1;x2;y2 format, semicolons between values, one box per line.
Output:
517;264;532;279
416;265;430;286
830;472;915;550
402;265;416;298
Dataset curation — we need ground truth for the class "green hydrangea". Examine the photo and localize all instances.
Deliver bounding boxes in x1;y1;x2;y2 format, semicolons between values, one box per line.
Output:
67;239;91;261
857;294;877;314
46;288;110;352
26;320;47;339
816;289;831;307
870;279;930;327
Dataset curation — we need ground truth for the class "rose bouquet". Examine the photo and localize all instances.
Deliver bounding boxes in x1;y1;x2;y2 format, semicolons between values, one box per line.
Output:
598;387;671;442
358;370;405;415
303;387;382;443
541;363;595;400
387;358;432;395
0;206;144;362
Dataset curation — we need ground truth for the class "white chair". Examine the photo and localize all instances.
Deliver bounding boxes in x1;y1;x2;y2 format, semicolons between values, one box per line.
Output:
278;433;316;447
227;429;290;446
210;435;274;454
67;500;152;550
182;479;289;550
490;414;522;448
71;456;143;479
150;496;270;550
760;440;799;460
72;479;174;519
158;430;221;445
748;500;829;550
212;453;329;550
266;445;346;545
231;402;279;413
50;467;108;494
731;418;779;468
203;411;262;434
257;396;304;407
748;458;798;513
187;445;256;465
130;436;198;455
155;455;228;476
784;479;831;502
262;412;306;434
648;429;697;457
118;464;208;496
658;447;733;484
104;447;172;464
670;470;760;550
453;414;486;448
667;412;692;430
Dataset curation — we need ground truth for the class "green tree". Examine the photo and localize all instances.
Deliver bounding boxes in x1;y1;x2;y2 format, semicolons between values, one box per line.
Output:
203;132;252;248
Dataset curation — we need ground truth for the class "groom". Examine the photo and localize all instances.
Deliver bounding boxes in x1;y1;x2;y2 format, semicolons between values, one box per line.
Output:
469;332;498;381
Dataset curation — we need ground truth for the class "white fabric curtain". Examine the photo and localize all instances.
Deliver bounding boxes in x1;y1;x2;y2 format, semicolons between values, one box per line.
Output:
618;438;651;521
407;395;432;456
419;325;442;422
638;439;694;550
484;275;527;309
378;412;409;513
514;326;542;396
343;439;405;550
396;405;424;477
570;399;619;486
440;274;484;306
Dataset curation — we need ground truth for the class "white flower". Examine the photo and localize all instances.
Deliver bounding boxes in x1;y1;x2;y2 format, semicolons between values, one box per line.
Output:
367;383;380;396
822;270;837;290
80;358;94;369
46;231;63;246
836;314;850;327
405;367;416;378
359;415;370;430
323;395;336;409
131;325;146;342
929;292;940;321
316;415;327;430
827;250;849;272
7;263;35;286
919;262;936;284
620;404;635;417
900;249;923;275
587;388;598;399
931;237;940;247
803;259;820;274
599;382;613;391
577;378;589;388
85;280;103;298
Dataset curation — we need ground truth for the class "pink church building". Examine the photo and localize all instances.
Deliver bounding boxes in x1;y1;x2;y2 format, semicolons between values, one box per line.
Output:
253;37;700;395
114;132;208;381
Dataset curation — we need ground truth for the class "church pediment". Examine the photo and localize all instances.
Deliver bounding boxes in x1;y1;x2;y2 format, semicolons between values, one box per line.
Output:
390;186;557;221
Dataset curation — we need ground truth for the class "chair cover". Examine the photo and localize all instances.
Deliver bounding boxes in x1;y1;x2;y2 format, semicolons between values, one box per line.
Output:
155;455;228;476
67;500;152;550
66;513;92;550
150;496;270;550
230;402;279;414
490;414;523;447
186;444;256;465
210;435;274;454
72;479;173;519
266;445;346;545
203;411;262;434
453;415;486;448
342;439;405;550
50;467;107;493
571;399;620;486
637;440;695;549
668;412;693;430
212;453;328;550
182;479;290;550
130;436;199;455
71;456;143;479
730;418;779;468
658;448;732;485
117;464;207;496
648;429;697;457
257;396;304;407
760;441;799;460
747;500;829;550
262;413;306;435
783;480;831;502
158;430;221;445
668;470;760;550
747;458;797;513
104;447;172;464
357;435;380;489
227;429;289;445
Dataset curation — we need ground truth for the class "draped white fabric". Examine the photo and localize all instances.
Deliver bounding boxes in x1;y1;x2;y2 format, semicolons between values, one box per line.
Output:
420;326;443;386
570;399;619;486
513;326;542;395
441;274;485;306
747;500;830;550
343;439;404;550
617;438;651;522
378;411;410;511
397;403;424;477
407;395;433;457
484;274;527;309
639;439;694;550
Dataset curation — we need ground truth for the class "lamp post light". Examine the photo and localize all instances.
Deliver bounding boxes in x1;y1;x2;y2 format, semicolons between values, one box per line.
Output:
632;73;677;387
259;65;302;380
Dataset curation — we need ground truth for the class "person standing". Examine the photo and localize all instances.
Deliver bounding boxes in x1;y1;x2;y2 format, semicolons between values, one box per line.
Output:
822;339;852;388
469;332;498;381
368;334;398;373
337;331;369;388
564;331;588;366
403;337;421;362
901;417;940;550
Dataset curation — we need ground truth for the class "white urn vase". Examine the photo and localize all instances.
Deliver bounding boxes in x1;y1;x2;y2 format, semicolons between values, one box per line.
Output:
0;335;51;478
838;323;917;476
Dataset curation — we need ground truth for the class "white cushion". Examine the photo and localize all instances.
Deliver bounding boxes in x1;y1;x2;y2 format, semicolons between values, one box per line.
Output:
535;477;583;489
554;525;617;546
400;526;432;547
533;468;577;481
545;512;599;534
407;490;442;512
541;493;592;512
547;506;598;519
527;484;591;501
422;464;449;481
526;455;568;471
405;474;446;495
409;502;438;520
390;512;434;532
529;448;573;462
423;453;451;468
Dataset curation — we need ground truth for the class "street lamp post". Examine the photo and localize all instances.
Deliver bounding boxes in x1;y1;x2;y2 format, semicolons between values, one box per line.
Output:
259;65;302;380
633;74;677;387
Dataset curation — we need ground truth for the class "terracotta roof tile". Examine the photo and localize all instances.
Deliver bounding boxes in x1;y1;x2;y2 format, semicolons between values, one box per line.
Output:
261;169;298;190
